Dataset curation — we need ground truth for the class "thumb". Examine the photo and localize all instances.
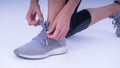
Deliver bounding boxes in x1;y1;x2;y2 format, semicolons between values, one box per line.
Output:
37;10;43;21
37;5;43;21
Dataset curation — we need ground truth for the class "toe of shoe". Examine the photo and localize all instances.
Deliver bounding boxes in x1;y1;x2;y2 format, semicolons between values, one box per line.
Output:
13;48;21;56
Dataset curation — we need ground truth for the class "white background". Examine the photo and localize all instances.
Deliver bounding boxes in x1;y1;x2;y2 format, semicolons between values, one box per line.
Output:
0;0;120;68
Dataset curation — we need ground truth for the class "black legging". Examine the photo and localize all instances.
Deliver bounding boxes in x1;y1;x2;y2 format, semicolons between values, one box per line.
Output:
65;0;91;37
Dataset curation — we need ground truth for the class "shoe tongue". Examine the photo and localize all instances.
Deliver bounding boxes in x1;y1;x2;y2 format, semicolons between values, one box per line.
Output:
40;21;49;31
44;21;49;31
33;21;49;45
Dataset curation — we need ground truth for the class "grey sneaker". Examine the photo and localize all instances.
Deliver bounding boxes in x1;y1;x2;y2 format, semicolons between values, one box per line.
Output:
14;21;67;59
112;0;120;37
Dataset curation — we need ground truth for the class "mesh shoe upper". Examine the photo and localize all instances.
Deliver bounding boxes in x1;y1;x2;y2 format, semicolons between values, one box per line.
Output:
14;21;66;59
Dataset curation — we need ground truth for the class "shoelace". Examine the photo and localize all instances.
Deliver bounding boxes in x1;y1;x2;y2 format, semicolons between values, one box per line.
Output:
112;16;120;28
40;21;49;46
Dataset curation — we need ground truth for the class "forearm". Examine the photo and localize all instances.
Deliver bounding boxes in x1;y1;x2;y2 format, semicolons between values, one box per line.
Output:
61;0;80;17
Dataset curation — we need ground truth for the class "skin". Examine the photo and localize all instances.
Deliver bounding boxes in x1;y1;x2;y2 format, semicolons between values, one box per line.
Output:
26;0;120;40
47;0;80;40
26;0;43;26
26;0;80;40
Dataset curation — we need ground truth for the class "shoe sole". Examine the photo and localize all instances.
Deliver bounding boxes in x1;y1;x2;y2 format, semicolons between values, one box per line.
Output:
15;47;67;60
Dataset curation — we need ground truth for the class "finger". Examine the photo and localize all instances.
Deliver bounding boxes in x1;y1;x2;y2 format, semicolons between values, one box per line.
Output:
60;28;69;40
56;29;64;40
60;31;68;40
34;16;41;26
36;5;43;21
32;19;40;26
26;14;36;25
26;14;40;26
26;14;32;24
49;28;60;40
47;23;56;34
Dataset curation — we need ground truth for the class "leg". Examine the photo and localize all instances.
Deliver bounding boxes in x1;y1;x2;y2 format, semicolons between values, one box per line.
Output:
88;3;120;26
47;0;66;25
66;2;120;37
13;0;69;60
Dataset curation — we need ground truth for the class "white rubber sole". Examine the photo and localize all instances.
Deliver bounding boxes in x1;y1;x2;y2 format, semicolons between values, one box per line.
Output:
17;47;67;59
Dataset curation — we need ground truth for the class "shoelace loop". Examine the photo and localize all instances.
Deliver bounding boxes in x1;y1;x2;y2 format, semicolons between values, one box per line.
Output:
40;21;49;46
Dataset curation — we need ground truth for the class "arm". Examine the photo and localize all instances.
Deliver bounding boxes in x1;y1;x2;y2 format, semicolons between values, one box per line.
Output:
26;0;43;26
47;0;81;40
61;0;80;18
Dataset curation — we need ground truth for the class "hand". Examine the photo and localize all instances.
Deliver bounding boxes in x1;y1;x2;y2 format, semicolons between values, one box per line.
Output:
26;0;43;26
47;11;71;40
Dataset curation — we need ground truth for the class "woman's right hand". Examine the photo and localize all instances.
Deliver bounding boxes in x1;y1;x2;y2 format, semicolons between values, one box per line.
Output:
26;0;43;26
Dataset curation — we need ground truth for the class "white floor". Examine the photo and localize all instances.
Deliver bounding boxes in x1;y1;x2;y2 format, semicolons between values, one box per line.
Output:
0;0;120;68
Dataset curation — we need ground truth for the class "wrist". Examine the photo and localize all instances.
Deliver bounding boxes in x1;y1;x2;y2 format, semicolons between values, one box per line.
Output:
31;0;39;4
